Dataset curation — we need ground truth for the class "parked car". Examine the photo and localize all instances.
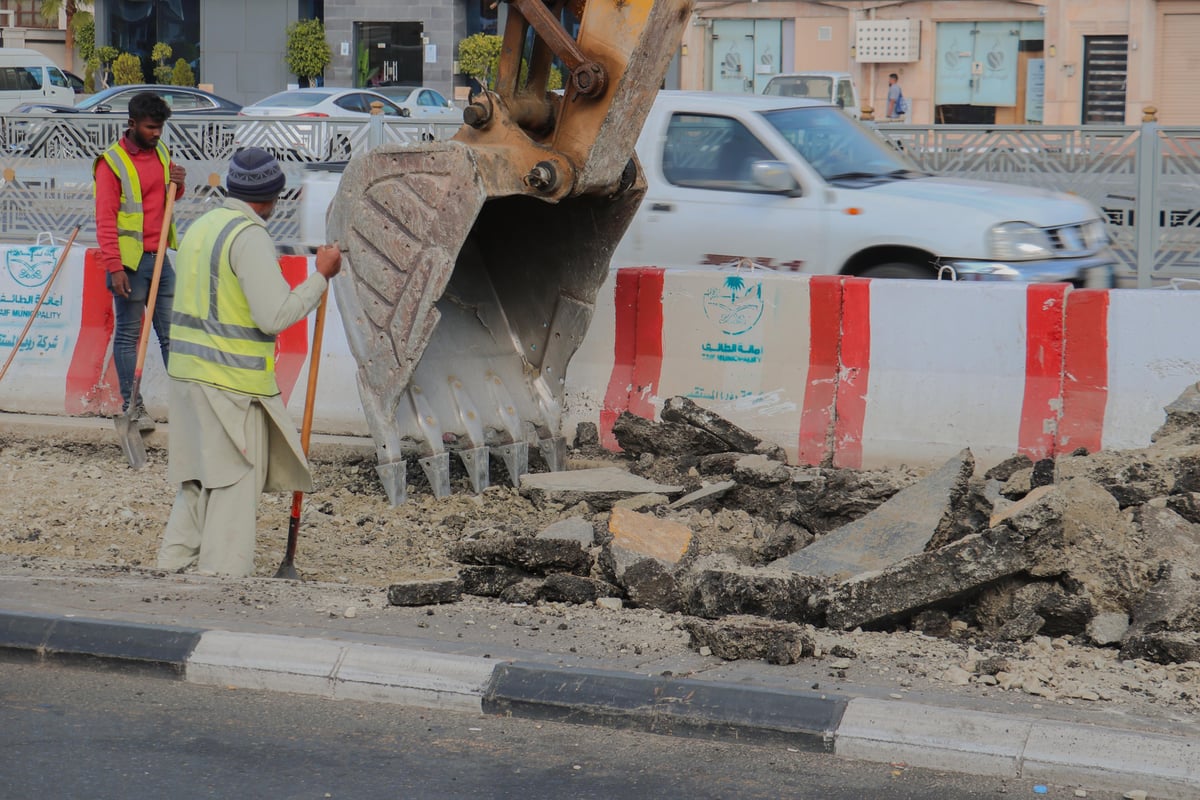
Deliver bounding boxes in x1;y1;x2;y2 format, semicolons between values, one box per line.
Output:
8;84;242;159
371;85;463;123
762;71;860;119
611;92;1113;285
238;87;415;161
0;48;75;112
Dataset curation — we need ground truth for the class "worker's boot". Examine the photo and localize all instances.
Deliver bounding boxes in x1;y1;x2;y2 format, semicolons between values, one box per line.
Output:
135;402;156;433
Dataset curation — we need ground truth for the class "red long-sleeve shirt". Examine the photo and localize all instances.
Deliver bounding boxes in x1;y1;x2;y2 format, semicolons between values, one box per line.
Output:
94;133;185;275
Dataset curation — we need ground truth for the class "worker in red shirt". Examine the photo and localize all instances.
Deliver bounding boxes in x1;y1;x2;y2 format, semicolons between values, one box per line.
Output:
94;92;186;431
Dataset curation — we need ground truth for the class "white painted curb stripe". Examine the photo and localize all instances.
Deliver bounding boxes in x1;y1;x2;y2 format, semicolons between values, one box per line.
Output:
185;631;494;713
837;697;1200;799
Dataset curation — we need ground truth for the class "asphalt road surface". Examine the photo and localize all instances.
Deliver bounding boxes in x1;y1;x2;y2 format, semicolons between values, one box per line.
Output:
1;660;1113;799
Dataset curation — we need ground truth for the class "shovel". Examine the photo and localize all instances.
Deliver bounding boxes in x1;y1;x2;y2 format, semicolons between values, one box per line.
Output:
115;182;176;470
0;225;80;386
275;286;330;580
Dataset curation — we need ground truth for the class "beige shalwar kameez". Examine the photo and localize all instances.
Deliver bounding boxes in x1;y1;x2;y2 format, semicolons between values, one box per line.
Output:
157;198;328;577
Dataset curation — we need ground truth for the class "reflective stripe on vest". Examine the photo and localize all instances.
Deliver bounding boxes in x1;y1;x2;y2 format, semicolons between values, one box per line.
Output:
93;141;178;270
168;208;279;396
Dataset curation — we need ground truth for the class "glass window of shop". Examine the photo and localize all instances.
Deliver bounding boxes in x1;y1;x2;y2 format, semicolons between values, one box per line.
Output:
105;0;201;83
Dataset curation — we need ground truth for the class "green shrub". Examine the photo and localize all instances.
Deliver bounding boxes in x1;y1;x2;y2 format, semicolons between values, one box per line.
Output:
170;58;195;87
83;56;97;93
285;18;331;86
151;42;173;84
75;15;95;64
457;33;564;92
112;52;143;86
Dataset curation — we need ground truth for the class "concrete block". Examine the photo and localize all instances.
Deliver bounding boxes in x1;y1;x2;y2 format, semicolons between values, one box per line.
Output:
608;507;692;565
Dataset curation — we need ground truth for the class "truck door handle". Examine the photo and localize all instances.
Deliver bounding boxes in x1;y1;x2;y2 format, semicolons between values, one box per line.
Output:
650;202;674;212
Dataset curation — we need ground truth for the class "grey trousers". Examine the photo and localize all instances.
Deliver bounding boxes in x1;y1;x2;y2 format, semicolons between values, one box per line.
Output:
157;401;269;577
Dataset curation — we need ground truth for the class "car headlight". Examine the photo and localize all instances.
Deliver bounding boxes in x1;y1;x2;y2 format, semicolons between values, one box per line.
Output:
988;222;1054;261
1081;219;1111;250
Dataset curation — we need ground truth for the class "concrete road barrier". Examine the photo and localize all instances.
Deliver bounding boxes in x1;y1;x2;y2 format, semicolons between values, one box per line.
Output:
2;245;1199;471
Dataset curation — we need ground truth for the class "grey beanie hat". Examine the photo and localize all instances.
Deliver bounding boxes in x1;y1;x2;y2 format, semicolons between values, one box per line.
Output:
226;147;286;202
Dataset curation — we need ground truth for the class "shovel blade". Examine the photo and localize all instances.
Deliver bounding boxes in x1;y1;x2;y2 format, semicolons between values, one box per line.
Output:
114;412;147;470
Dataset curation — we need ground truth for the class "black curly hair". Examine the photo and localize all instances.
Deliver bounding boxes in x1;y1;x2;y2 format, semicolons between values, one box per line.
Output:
128;92;172;124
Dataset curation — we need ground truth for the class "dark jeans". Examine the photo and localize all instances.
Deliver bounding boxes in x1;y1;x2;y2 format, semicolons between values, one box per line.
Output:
106;251;175;410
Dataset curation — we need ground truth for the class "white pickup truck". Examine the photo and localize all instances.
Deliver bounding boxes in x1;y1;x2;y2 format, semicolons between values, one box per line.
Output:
612;92;1116;286
301;91;1116;286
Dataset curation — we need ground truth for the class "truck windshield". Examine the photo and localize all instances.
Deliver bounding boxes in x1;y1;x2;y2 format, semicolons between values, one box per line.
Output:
763;76;833;101
761;106;918;182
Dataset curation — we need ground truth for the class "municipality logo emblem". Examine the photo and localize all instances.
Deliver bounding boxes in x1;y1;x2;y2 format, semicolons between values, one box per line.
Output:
5;245;58;288
702;276;764;336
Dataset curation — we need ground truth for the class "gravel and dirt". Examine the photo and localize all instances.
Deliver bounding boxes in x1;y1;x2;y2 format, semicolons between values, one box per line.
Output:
2;421;1200;743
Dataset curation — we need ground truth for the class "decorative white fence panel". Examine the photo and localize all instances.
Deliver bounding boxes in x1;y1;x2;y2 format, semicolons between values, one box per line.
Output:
1;112;1196;285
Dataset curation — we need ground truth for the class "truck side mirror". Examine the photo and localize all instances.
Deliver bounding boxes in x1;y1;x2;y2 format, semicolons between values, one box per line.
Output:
750;161;802;196
837;97;845;109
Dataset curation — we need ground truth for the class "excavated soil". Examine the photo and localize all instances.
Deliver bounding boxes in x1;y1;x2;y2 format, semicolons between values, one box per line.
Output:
3;428;1200;738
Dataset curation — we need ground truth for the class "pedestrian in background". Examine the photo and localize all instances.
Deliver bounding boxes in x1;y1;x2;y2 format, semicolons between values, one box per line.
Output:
156;147;342;577
93;91;186;431
886;72;908;120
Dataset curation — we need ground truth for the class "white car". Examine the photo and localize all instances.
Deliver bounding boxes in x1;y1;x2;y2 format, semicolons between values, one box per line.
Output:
240;87;409;119
237;87;411;161
370;85;463;122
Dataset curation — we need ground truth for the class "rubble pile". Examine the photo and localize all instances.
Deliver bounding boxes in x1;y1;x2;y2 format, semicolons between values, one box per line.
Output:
403;391;1200;668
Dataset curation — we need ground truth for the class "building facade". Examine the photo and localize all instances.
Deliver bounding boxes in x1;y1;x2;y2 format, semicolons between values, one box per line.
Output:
680;0;1200;125
29;0;1200;122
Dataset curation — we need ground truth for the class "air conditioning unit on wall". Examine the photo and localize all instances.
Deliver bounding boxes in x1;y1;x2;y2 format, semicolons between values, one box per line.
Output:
855;19;920;63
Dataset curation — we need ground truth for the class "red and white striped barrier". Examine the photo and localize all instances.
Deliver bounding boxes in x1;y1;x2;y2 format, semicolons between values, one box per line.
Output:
566;268;1200;469
3;247;1198;471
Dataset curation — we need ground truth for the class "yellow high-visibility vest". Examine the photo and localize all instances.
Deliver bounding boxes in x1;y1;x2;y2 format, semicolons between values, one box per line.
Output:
93;140;178;270
168;207;278;396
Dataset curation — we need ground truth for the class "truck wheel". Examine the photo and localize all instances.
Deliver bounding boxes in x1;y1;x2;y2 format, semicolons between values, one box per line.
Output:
859;262;934;280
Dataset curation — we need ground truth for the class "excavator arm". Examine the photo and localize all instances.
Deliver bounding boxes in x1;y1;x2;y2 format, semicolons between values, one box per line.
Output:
326;0;692;504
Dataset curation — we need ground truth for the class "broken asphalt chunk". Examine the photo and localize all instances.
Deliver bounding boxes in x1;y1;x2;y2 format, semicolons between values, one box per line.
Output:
771;450;974;580
612;410;728;458
681;615;816;665
387;578;463;606
519;467;683;511
449;536;591;576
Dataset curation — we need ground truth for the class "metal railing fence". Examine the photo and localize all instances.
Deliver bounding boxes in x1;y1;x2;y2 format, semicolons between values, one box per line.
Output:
1;111;1197;286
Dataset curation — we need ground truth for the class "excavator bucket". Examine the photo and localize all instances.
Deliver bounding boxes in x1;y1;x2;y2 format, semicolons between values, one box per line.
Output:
327;0;693;504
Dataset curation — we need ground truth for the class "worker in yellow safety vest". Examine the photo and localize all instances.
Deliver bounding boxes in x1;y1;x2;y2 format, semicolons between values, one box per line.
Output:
93;91;186;431
157;147;342;577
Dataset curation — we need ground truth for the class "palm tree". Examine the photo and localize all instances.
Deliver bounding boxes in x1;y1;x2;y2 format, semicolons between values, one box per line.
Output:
39;1;90;72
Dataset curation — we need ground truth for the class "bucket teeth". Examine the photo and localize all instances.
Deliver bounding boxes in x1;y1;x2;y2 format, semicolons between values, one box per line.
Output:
491;441;529;487
539;436;568;473
457;446;490;494
419;452;452;498
375;460;408;506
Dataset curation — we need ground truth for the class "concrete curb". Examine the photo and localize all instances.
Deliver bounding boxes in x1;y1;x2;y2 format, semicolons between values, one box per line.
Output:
3;610;1198;798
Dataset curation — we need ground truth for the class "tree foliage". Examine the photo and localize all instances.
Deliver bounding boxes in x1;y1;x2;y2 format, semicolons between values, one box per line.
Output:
170;58;195;87
152;42;173;84
39;1;86;71
112;52;143;86
285;18;331;84
456;33;563;92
